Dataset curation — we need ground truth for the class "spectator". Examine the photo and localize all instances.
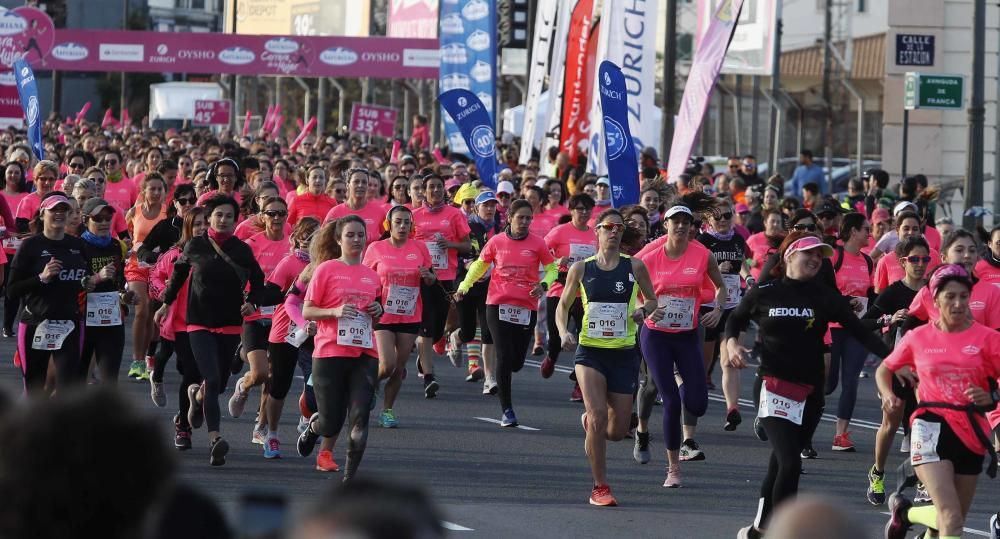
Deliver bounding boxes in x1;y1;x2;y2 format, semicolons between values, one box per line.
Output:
789;149;825;196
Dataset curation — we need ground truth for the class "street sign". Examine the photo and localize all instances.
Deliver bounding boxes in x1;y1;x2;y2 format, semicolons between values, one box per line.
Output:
903;72;964;110
192;99;231;126
895;34;934;66
349;103;398;138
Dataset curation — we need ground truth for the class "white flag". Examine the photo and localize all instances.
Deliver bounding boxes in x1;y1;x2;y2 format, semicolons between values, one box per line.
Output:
519;0;558;164
540;0;576;158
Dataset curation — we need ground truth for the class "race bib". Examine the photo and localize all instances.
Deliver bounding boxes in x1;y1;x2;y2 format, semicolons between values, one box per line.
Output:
723;274;742;308
2;236;21;251
259;305;276;316
498;304;531;325
656;295;695;330
586;302;628;338
32;320;75;350
851;296;868;318
337;312;373;348
425;241;448;270
910;418;941;465
385;285;419;316
568;243;596;265
86;292;122;326
285;321;309;348
758;380;806;425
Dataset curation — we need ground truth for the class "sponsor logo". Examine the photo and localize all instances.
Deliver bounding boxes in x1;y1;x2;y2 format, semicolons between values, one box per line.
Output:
0;12;27;36
51;42;88;61
466;29;490;51
218;46;255;65
26;94;37;123
923;348;947;354
602;117;627;160
767;307;815;317
614;281;624;293
520;250;534;258
457;96;467;108
969;300;985;310
469;125;495;159
962;345;980;355
178;49;215;60
156;44;168;55
148;44;176;64
319;47;358;66
99;44;144;62
406;253;418;260
402;48;439;68
682;267;697;275
462;0;489;20
265;37;299;54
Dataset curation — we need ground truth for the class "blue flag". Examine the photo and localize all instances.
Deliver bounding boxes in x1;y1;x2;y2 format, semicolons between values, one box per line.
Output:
13;59;43;161
439;0;497;157
597;61;639;207
439;89;497;190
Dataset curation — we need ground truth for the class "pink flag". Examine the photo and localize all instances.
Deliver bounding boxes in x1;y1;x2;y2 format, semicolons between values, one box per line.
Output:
390;140;401;163
262;105;275;132
76;101;92;122
296;117;305;130
271;114;283;137
242;109;252;137
120;107;131;132
666;0;744;183
101;108;119;128
289;117;317;152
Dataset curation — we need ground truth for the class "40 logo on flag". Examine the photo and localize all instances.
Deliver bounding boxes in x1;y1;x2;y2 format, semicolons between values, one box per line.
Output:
470;125;495;159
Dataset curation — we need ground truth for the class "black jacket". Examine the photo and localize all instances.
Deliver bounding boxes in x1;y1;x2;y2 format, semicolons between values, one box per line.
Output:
137;216;182;265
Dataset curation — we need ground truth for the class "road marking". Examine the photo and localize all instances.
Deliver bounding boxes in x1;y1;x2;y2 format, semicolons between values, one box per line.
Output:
474;416;540;431
879;512;990;537
441;521;474;531
524;359;574;374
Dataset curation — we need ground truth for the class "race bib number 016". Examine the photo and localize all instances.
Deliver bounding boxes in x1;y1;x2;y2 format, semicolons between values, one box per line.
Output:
655;295;694;330
425;241;448;270
385;285;419;316
910;418;942;465
337;313;373;348
86;292;122;326
758;381;806;425
498;304;531;325
32;320;74;350
586;302;627;338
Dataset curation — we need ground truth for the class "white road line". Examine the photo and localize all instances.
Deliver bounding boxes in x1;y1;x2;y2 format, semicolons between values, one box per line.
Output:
441;521;474;531
879;512;990;537
523;359;574;374
473;416;541;431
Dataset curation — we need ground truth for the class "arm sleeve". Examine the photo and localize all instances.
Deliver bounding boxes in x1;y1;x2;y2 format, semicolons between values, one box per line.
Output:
828;288;891;358
162;247;193;306
724;284;758;340
285;288;307;327
541;262;559;287
457;259;489;294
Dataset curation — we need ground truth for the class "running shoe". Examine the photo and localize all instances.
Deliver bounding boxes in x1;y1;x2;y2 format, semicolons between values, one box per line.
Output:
570;383;583;402
867;465;886;505
209;436;229;466
466;367;484;383
483;376;498;395
297;414;309;434
263;438;281;459
500;408;518;428
679;439;705;462
753;417;768;442
801;445;818;459
589;484;618;507
228;378;249;418
447;330;463;367
832;431;856;452
127;359;144;379
723;407;742;431
424;377;439;399
633;431;651;464
174;430;192;451
297;413;320;457
251;423;267;445
737;526;764;539
315;449;340;472
884;493;912;539
186;384;204;429
433;337;446;355
900;434;910;453
379;409;398;428
2;327;13;338
662;467;682;488
540;356;556;379
913;482;931;503
532;345;544;356
150;379;166;408
989;512;999;539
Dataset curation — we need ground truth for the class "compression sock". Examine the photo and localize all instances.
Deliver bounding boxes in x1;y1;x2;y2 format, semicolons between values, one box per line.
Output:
907;505;938;529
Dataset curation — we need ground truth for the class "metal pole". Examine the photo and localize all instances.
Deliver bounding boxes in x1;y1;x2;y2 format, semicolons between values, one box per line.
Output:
293;77;311;121
51;71;62;115
329;79;346;131
964;0;986;230
120;0;128;122
901;109;909;180
661;0;678;160
750;76;760;158
317;78;327;135
715;91;724;156
822;0;833;187
766;5;783;171
734;75;743;154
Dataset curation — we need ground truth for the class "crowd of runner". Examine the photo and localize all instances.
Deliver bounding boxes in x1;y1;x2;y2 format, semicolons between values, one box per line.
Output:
3;117;1000;537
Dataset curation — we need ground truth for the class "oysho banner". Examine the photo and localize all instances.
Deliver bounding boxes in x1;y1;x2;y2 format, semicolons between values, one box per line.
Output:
439;0;497;156
439;89;497;190
597;61;639;207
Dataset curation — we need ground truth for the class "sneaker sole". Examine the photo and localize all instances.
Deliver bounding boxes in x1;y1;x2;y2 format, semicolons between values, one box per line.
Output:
424;381;439;399
832;446;856;452
187;386;204;429
589;498;618;507
316;464;340;472
633;449;651;465
679;453;705;462
210;439;230;466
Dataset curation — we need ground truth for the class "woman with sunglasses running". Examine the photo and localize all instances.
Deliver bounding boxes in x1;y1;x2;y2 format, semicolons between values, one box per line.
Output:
874;211;940;294
236;182;287;240
455;199;557;427
881;264;1000;539
364;205;436;428
726;233;889;539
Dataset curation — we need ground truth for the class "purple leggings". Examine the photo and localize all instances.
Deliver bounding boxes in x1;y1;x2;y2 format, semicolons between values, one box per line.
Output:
638;325;708;451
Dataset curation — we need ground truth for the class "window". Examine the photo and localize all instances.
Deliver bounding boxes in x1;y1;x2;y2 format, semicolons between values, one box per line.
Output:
858;0;865;12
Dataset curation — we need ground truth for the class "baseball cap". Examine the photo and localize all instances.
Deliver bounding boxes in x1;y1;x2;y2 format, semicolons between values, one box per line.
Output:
664;205;693;219
496;181;515;195
596;177;611;187
815;200;843;217
445;179;462;191
734;203;750;213
783;236;834;261
453;183;479;204
893;201;918;216
475;191;499;205
39;194;73;212
82;198;115;217
870;208;891;224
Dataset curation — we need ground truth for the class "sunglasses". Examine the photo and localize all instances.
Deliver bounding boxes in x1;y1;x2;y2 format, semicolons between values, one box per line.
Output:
597;222;625;233
263;210;288;218
175;197;196;205
792;223;817;231
571;205;591;212
69;162;86;169
104;160;119;166
88;215;113;223
903;255;932;264
716;211;733;220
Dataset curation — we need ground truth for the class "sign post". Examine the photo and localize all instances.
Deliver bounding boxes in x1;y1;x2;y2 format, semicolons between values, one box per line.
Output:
901;72;964;179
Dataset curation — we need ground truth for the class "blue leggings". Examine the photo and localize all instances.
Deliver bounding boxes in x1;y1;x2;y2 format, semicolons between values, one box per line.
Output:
639;326;708;451
825;328;868;421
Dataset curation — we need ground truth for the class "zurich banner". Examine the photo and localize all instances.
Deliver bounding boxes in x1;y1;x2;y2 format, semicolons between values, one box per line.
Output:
597;61;638;207
439;89;497;190
13;59;43;160
439;0;496;155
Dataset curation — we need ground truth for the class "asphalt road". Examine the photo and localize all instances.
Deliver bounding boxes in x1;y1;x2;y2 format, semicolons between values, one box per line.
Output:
1;319;998;538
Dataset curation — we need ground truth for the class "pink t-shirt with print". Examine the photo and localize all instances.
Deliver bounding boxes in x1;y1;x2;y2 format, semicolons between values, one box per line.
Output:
305;259;380;359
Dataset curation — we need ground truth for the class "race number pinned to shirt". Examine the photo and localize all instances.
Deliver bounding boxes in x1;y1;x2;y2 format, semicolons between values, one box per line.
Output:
259;305;276;316
656;295;694;330
722;274;742;308
587;302;627;338
86;292;122;326
498;304;531;325
2;236;22;252
568;243;596;265
32;320;75;350
337;312;373;348
425;241;448;270
285;321;309;348
910;418;942;465
385;285;419;316
758;379;806;426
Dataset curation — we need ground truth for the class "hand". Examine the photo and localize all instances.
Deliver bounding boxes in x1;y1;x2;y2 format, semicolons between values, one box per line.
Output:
701;308;722;328
725;338;749;369
306;321;317;336
881;394;903;414
529;283;545;298
631;308;646;324
965;385;994;408
648;307;665;324
453;290;465;303
719;261;733;273
332;304;359;319
435;234;449;251
418;266;434;280
365;301;383;318
240;302;254;317
39;258;62;282
891;308;908;325
97;262;116;282
153;304;169;325
562;332;578;351
894;366;919;388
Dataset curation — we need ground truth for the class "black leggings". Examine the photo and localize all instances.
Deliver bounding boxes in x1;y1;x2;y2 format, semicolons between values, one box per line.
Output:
152;336;175;384
485;304;537;411
546;295;582;362
188;331;240;433
753;375;824;530
637;357;659;422
457;289;492;344
17;320;83;395
3;264;19;331
79;324;126;383
171;332;201;430
419;280;453;341
312;355;379;480
268;341;299;400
